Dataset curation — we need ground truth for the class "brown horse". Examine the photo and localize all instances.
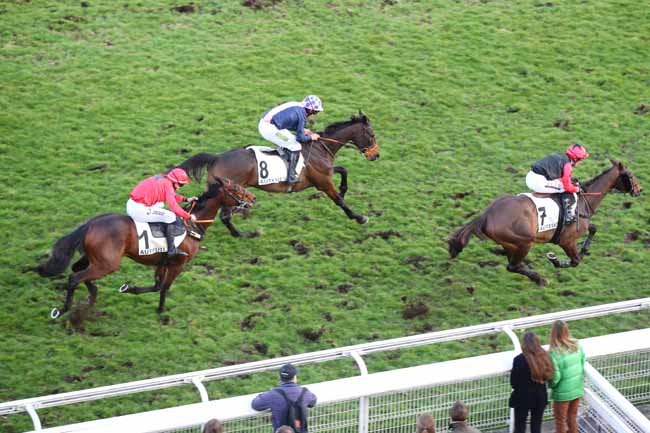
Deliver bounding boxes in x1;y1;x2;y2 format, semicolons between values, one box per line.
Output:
37;179;255;317
178;113;379;237
448;160;642;286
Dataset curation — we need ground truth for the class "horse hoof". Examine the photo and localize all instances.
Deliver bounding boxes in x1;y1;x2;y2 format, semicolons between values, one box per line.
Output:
357;215;369;224
50;308;61;319
546;252;557;260
537;278;548;288
119;283;129;293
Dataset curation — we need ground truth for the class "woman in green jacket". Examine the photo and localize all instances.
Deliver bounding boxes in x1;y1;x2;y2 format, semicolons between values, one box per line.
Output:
548;320;586;433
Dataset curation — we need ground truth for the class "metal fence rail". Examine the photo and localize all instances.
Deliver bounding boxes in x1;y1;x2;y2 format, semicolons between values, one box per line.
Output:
32;328;650;433
4;297;649;425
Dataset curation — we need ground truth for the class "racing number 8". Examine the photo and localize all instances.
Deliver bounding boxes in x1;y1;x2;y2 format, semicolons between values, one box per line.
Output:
259;161;269;179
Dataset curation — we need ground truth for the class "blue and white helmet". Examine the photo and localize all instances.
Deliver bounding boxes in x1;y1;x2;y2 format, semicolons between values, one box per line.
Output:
303;95;323;112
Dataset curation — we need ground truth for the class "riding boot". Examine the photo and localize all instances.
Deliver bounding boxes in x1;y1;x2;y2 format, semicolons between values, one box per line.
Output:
286;150;300;184
563;194;576;224
165;223;188;258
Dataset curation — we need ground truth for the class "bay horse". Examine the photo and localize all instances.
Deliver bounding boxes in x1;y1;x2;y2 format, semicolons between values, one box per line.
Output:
178;112;379;238
448;160;641;286
37;178;255;317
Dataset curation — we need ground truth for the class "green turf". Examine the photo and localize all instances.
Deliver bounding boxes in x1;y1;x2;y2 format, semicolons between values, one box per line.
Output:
1;0;649;431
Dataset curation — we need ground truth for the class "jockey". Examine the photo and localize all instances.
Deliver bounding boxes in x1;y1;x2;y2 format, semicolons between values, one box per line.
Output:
526;144;590;223
127;168;197;258
258;95;323;184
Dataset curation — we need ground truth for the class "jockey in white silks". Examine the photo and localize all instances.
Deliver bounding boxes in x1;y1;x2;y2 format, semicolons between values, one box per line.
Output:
258;95;323;183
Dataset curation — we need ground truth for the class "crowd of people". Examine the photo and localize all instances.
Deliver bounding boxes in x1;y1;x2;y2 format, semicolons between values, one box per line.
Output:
199;320;586;433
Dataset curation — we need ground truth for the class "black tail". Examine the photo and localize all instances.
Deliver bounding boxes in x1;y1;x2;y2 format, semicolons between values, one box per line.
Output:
448;213;488;258
37;224;88;277
177;153;220;182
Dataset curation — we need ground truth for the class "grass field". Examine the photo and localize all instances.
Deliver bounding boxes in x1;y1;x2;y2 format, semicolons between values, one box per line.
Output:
1;0;649;431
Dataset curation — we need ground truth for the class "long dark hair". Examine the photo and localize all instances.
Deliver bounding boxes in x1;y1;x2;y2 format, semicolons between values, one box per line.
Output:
521;332;554;383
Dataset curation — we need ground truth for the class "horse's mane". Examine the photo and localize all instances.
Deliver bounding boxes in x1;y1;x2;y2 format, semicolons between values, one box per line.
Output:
323;114;368;135
582;163;617;189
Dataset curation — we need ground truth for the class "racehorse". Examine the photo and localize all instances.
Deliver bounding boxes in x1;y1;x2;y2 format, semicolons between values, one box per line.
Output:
37;178;255;317
178;112;379;238
448;160;641;286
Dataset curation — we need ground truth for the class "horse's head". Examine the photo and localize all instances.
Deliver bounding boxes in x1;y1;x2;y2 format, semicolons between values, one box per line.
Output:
197;178;256;211
216;178;256;210
611;159;642;197
323;112;380;161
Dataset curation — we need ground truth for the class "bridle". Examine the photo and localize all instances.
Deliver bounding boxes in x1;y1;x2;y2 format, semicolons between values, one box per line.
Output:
318;135;379;159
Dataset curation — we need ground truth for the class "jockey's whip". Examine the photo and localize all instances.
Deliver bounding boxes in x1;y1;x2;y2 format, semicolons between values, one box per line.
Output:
580;192;603;196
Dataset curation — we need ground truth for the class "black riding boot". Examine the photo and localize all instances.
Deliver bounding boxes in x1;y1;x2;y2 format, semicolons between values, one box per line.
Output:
563;194;576;224
165;224;187;258
286;150;300;184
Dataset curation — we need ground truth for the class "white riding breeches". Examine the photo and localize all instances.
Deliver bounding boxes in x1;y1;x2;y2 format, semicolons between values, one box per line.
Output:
126;199;176;224
258;119;302;152
525;171;566;193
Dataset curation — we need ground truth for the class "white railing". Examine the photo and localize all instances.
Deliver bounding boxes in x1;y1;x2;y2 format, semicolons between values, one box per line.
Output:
29;328;650;433
4;296;649;430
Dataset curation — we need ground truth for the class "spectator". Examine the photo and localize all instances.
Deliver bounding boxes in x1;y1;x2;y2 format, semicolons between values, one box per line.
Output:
549;320;586;433
252;364;317;432
509;332;554;433
416;414;436;433
449;401;482;433
202;419;224;433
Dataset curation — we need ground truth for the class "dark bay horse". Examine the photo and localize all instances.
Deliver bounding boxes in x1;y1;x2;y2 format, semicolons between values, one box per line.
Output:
37;179;255;317
448;160;641;286
178;113;379;237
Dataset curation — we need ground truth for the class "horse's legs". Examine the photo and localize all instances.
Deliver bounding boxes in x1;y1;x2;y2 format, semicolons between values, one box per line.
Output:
504;244;547;287
121;266;166;294
53;261;116;318
157;265;184;314
549;242;582;268
317;178;368;224
70;257;98;305
333;166;348;199
580;224;597;256
219;206;259;238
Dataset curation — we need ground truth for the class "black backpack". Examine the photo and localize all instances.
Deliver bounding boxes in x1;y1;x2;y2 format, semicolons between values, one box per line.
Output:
275;388;309;433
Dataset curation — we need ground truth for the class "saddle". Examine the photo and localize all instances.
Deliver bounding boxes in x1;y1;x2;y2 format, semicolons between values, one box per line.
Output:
147;217;186;238
531;192;574;244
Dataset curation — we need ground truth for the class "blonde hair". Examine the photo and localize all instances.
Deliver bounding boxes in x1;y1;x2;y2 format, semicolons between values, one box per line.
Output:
416;414;436;433
549;320;579;353
521;332;554;383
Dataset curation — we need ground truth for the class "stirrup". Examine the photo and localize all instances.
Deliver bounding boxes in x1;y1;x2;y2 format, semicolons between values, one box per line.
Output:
167;248;188;257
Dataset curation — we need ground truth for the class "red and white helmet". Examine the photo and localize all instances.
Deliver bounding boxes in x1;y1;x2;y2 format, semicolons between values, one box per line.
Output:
566;144;589;161
166;168;190;185
303;95;323;112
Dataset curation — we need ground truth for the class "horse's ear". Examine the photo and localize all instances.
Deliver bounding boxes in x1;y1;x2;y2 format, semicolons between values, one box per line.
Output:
609;158;622;169
358;110;368;123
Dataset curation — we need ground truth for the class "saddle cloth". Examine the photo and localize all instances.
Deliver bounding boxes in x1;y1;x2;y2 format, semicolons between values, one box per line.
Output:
520;193;576;233
247;146;305;186
133;219;187;256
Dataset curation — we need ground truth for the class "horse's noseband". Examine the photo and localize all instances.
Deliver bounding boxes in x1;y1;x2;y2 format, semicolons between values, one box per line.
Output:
363;142;380;160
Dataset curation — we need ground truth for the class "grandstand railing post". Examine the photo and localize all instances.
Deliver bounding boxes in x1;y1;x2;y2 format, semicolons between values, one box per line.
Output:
25;404;42;430
501;326;520;433
347;351;369;433
186;377;210;403
585;363;650;433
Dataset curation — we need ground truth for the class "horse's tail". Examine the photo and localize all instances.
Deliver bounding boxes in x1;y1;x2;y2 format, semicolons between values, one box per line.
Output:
177;153;220;182
448;213;488;258
37;223;89;277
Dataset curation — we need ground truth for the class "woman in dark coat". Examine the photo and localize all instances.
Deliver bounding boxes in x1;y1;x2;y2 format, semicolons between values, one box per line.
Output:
509;332;554;433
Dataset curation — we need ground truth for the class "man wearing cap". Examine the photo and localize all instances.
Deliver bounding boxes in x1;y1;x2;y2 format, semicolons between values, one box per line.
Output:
251;363;317;432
